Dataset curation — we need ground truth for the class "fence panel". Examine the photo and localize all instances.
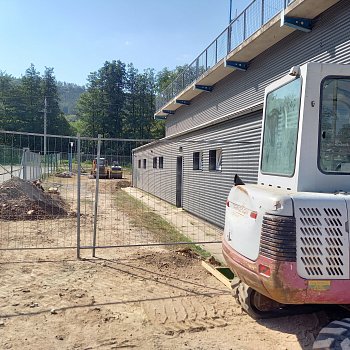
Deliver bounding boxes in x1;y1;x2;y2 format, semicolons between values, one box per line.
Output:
0;131;224;257
0;131;79;250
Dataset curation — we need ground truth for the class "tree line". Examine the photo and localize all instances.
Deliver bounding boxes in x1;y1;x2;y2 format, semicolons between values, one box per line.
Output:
0;64;71;135
0;61;184;140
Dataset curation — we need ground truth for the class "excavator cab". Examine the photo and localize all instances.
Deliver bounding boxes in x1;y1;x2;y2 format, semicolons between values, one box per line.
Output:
223;63;350;323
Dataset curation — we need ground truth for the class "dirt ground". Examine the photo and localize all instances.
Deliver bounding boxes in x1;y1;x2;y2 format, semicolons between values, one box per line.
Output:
0;175;347;350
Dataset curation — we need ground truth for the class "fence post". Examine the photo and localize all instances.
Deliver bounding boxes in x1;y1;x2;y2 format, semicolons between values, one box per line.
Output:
22;147;29;180
243;9;247;40
76;134;81;259
205;49;208;70
92;134;101;257
10;146;13;179
227;26;231;54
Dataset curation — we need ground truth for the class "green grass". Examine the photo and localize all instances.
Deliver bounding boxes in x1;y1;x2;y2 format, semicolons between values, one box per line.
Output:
115;190;211;258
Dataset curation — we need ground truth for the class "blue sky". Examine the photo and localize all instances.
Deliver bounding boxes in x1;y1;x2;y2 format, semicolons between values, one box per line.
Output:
0;0;251;85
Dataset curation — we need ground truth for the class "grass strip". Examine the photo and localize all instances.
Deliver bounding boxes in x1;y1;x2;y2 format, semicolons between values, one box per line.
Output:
115;190;211;258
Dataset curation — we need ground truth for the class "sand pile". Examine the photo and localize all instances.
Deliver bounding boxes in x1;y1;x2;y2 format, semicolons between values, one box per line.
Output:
0;177;68;220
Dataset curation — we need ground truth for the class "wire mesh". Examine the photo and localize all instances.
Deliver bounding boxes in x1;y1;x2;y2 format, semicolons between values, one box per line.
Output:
0;131;78;250
82;137;225;250
264;0;285;24
245;0;262;39
206;42;217;69
0;131;234;254
230;13;245;51
197;53;206;77
217;29;229;60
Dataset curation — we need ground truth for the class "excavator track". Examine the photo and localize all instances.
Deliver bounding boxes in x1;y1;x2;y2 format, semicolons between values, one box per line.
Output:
313;318;350;350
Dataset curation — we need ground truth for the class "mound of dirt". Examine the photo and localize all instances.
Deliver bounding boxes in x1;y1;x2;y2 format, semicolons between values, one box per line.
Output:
0;177;68;221
135;250;199;270
115;180;131;189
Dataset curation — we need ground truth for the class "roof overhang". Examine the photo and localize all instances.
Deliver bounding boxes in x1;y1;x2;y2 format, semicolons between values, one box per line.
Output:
154;0;339;119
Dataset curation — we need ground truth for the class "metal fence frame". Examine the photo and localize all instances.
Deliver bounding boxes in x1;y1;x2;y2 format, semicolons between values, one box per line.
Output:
1;131;223;259
156;0;296;111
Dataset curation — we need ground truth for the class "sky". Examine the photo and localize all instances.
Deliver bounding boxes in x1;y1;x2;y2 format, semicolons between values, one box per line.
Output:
0;0;251;86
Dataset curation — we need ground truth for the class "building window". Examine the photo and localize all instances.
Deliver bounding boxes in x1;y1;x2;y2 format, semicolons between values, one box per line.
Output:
159;156;164;169
209;149;222;171
138;159;141;168
153;157;157;169
193;151;203;170
143;159;146;169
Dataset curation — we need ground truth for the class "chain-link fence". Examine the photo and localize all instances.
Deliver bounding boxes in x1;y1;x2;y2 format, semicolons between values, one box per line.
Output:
0;130;225;258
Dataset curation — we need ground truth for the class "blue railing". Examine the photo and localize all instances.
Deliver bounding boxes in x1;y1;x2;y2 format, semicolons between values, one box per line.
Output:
156;0;295;112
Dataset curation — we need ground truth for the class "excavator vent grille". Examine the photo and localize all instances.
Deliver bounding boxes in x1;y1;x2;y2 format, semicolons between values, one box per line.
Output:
296;203;349;279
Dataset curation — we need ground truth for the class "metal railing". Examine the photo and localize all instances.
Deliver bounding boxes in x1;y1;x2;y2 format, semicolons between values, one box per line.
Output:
156;0;296;112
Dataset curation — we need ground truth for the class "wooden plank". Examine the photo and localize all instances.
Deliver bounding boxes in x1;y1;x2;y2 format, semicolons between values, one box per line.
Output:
201;261;233;289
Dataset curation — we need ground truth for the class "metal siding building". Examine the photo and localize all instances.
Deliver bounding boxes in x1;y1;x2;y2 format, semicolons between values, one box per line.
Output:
133;0;350;228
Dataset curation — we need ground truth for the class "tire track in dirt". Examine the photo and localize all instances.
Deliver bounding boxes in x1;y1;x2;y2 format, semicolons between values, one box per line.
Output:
142;295;237;334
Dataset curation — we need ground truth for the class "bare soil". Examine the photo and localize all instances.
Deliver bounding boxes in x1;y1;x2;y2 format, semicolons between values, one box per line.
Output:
0;175;345;350
0;178;68;220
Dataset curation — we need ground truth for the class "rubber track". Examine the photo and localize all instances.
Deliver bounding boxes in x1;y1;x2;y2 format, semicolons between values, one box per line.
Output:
313;318;350;349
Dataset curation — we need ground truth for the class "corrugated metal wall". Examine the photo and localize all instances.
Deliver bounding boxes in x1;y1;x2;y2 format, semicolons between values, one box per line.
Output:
133;0;350;228
165;0;350;136
134;112;262;227
133;140;182;205
181;112;262;227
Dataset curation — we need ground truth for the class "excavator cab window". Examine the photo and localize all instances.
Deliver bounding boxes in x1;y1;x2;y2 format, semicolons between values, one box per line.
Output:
319;77;350;173
261;78;302;176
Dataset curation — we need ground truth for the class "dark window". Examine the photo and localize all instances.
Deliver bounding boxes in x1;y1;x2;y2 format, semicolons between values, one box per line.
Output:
143;159;146;169
138;159;141;168
193;151;203;170
209;149;223;171
209;150;215;170
319;77;350;173
159;156;164;169
153;157;157;169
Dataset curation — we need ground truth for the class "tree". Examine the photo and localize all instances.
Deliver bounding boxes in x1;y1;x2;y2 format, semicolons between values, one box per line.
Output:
41;67;71;135
20;64;42;131
77;60;126;138
0;72;23;131
57;82;85;115
0;65;73;138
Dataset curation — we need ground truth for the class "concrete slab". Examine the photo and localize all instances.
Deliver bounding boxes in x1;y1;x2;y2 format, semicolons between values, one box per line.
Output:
123;187;225;262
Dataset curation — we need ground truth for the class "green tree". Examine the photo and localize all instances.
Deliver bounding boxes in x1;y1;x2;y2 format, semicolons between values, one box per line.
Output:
0;72;23;130
21;64;42;131
57;82;85;115
41;67;71;135
77;60;126;138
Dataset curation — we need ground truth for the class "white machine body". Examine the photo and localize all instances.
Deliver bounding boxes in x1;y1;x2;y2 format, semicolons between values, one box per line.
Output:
224;63;350;280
